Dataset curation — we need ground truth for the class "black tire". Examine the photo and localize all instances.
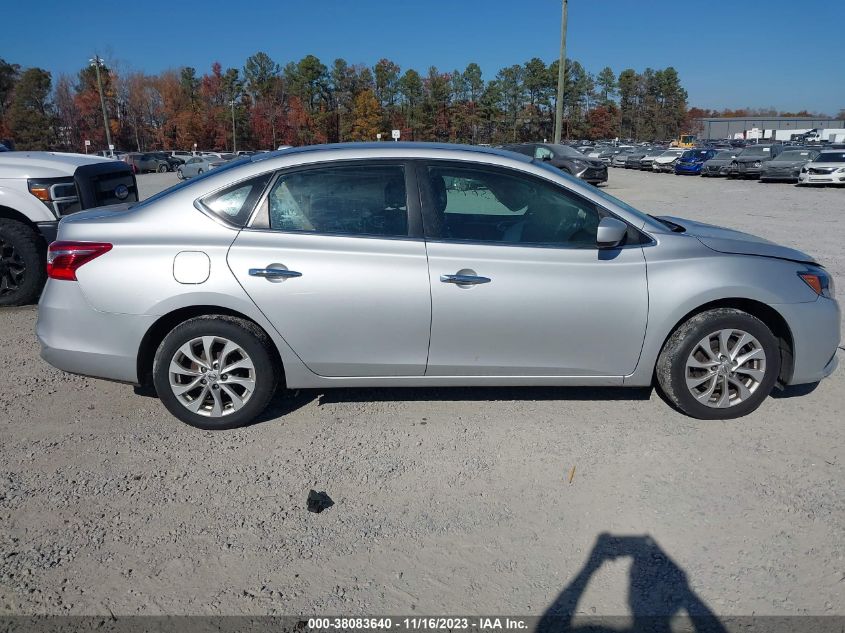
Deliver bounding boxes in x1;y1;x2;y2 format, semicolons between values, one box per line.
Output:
176;168;184;180
0;219;46;306
152;316;280;430
197;168;203;175
157;163;168;173
656;308;780;420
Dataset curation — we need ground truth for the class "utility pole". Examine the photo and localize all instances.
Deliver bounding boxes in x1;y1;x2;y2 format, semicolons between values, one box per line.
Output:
553;0;568;144
229;99;237;153
89;56;113;155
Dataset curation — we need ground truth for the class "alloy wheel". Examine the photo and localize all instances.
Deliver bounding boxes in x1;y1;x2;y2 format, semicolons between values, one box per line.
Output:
168;336;256;417
685;328;766;408
0;237;26;296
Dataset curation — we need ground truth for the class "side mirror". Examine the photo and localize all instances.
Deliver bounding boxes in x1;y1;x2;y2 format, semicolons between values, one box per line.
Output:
596;217;628;249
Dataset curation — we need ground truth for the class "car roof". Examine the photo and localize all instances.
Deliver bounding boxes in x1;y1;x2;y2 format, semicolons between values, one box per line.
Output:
248;142;534;165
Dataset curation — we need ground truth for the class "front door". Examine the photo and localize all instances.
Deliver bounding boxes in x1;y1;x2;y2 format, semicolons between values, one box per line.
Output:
227;161;431;377
419;161;649;377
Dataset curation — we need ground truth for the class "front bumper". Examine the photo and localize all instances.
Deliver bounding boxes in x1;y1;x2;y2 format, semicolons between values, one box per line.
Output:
37;279;156;384
798;171;845;185
777;297;841;385
35;221;59;244
730;162;762;178
674;163;702;175
577;165;608;183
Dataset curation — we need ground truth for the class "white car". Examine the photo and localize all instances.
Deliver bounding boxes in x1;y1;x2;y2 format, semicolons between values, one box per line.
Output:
652;149;687;172
797;150;845;186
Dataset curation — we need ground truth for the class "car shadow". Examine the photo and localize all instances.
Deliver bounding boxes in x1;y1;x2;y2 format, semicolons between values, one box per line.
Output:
537;533;728;633
770;381;820;399
249;385;654;425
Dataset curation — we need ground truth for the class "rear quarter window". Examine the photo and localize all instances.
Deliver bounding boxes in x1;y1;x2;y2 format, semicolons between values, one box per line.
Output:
199;174;273;226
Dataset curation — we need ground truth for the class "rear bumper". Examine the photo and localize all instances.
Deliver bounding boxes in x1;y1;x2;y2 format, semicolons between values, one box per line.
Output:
777;298;841;385
36;280;155;384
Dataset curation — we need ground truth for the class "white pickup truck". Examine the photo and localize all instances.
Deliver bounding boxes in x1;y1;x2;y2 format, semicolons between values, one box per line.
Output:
0;151;137;305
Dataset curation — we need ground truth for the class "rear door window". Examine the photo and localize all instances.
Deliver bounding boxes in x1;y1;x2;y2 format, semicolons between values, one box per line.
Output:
260;164;409;238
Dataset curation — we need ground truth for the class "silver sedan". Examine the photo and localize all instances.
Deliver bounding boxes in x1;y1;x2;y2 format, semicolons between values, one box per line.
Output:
176;156;216;179
37;143;840;429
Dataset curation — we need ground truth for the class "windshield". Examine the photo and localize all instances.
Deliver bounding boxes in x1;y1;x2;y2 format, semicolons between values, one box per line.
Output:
741;146;770;156
130;157;252;209
775;151;815;161
549;144;588;159
714;151;734;160
815;152;845;163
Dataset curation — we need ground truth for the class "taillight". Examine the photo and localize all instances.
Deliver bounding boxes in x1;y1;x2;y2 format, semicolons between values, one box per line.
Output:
46;241;112;281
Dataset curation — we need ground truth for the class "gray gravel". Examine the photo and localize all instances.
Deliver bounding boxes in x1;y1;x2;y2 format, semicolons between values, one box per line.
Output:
1;168;843;617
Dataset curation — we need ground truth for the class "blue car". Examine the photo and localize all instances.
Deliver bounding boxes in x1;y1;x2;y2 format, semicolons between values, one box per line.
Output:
674;149;717;175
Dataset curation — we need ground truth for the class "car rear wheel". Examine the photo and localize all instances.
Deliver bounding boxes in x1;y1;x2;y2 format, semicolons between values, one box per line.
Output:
153;316;279;430
157;164;167;173
656;308;780;419
176;168;184;180
0;219;45;306
197;168;203;175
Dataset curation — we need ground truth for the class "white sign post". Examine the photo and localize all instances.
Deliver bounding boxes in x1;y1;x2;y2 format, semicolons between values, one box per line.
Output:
391;129;400;141
376;133;382;141
84;139;90;154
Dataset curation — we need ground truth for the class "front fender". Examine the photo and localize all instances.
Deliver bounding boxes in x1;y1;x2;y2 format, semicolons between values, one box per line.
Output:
626;235;819;385
0;184;56;223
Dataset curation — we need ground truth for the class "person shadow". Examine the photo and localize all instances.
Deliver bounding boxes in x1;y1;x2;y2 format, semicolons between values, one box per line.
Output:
537;533;728;633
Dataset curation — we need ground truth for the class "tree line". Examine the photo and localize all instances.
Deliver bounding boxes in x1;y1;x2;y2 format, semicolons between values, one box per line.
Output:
1;53;695;152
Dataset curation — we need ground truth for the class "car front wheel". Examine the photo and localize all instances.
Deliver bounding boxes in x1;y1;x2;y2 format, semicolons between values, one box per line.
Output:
656;308;780;419
152;316;279;429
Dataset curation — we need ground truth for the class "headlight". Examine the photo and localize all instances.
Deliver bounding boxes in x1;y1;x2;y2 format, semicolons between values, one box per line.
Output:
571;159;588;170
753;161;761;167
836;167;845;173
798;268;835;299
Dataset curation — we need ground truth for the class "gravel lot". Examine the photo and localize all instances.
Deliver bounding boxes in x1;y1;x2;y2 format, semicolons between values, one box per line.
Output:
1;168;843;620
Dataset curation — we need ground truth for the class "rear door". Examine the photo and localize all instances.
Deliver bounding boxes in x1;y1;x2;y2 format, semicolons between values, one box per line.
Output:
226;160;431;377
418;160;649;378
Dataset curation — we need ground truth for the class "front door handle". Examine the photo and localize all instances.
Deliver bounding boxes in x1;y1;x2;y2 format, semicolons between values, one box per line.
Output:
440;273;491;285
249;268;302;279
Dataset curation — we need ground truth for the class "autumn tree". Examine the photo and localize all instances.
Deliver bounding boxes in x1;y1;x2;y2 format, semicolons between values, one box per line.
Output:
349;89;381;141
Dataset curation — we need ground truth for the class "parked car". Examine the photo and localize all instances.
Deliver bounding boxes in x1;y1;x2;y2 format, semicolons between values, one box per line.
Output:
624;150;650;169
169;150;194;164
36;143;839;429
760;149;820;183
638;148;667;171
0;152;137;305
797;150;845;186
700;150;737;177
611;150;636;167
652;149;687;173
727;145;788;179
674;149;717;175
125;153;169;174
502;143;607;185
176;156;216;179
201;152;237;161
150;152;183;172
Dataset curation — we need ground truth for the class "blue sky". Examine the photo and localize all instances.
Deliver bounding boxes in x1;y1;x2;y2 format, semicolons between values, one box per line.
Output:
3;0;843;114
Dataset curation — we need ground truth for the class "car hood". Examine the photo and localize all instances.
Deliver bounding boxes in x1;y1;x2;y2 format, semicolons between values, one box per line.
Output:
654;155;680;163
657;216;818;264
736;155;769;163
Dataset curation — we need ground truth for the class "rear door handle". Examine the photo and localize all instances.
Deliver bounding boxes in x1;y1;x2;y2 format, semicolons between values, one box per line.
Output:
249;268;302;279
440;274;491;285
